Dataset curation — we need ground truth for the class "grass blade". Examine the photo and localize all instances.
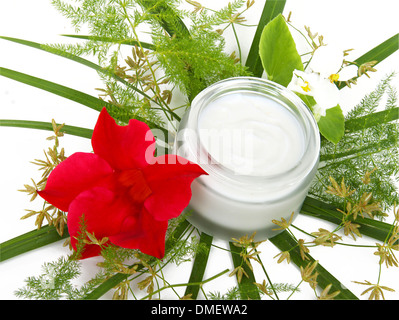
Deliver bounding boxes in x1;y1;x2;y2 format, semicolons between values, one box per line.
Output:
0;67;105;112
0;119;93;139
245;0;286;77
344;107;399;134
229;242;261;300
0;67;168;136
0;36;157;105
0;225;69;262
184;232;213;299
301;197;398;244
269;230;359;300
338;33;399;89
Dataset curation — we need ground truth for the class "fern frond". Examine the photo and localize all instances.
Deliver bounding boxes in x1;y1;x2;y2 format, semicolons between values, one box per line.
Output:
311;74;399;212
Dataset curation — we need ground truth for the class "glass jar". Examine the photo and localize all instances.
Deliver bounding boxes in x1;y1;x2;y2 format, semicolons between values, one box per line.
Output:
174;77;320;241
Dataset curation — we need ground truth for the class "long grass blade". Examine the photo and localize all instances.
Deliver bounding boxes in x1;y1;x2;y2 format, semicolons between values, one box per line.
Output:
269;230;359;300
229;242;261;300
0;36;156;104
338;33;399;89
0;67;105;112
0;67;168;136
301;197;398;244
344;107;399;134
0;119;93;139
184;232;213;299
0;225;69;262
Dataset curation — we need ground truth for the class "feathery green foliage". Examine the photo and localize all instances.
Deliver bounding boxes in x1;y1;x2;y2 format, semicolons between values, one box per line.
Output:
310;74;399;213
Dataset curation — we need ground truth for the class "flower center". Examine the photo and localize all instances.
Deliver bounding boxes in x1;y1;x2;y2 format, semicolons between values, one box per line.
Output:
328;73;340;83
301;81;311;92
117;169;152;203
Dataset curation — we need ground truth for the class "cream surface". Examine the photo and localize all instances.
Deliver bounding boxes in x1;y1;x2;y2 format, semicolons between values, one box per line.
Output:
198;92;305;176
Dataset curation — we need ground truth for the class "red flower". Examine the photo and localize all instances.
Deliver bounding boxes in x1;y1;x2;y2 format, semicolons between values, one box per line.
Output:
38;108;206;259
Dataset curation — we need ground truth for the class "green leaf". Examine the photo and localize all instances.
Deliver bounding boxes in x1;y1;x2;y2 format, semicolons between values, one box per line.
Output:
0;119;93;139
344;107;399;134
0;225;69;262
245;0;286;77
338;33;399;89
0;67;106;112
184;232;213;299
0;36;162;112
269;230;358;300
229;242;261;300
317;105;345;144
301;197;398;245
259;14;303;87
0;66;168;136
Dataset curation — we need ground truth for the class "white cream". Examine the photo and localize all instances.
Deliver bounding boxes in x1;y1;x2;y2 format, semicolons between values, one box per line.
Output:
198;92;305;176
175;77;320;241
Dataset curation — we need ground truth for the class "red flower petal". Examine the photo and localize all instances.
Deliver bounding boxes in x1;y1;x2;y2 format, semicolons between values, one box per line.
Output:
38;152;113;212
109;208;168;259
91;108;156;170
67;187;138;259
143;155;207;221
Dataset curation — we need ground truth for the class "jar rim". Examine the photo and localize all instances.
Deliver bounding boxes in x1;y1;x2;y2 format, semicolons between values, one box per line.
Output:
177;77;320;187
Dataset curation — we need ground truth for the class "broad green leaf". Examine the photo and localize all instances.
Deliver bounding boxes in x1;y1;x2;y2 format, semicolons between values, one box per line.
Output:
245;0;286;77
317;105;345;144
259;14;303;87
293;93;345;144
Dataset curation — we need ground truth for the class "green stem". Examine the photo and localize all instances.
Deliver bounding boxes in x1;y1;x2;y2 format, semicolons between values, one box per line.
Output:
140;268;230;300
254;248;278;300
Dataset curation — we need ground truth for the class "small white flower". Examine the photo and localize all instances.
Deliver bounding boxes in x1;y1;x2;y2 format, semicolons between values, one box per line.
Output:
309;45;358;83
288;69;340;121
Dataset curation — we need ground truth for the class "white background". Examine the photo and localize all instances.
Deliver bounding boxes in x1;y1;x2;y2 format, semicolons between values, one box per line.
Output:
0;0;398;300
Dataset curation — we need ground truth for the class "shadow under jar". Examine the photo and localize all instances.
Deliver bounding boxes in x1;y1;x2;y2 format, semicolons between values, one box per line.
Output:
174;77;320;241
